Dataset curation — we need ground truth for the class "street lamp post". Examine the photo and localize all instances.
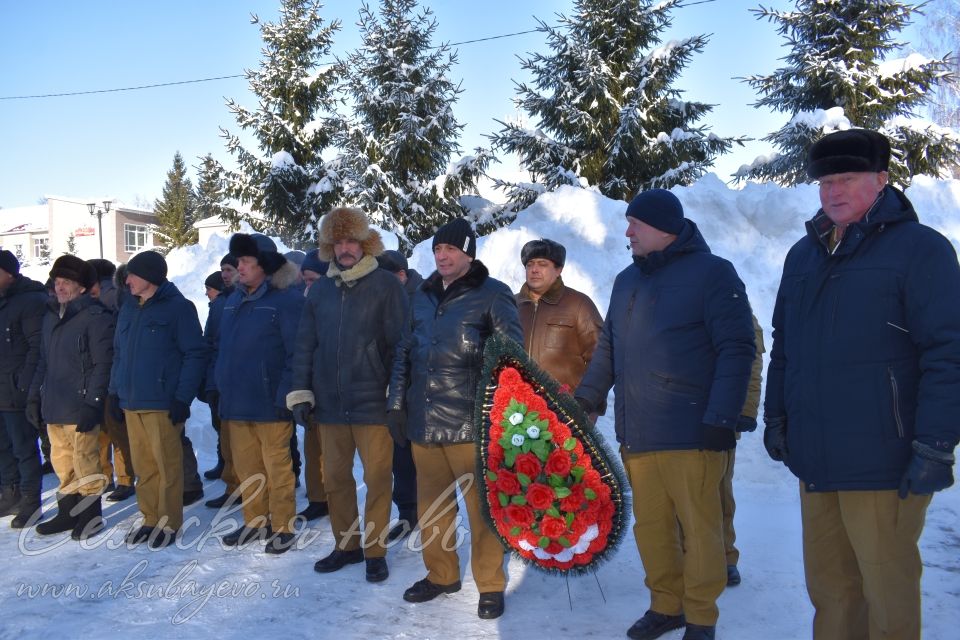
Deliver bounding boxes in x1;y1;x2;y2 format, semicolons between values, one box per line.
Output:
86;200;112;259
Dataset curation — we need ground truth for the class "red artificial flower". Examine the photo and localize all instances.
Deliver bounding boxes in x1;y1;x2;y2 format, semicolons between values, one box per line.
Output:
583;467;602;487
513;452;542;479
496;470;521;495
545;541;564;554
570;512;591;537
545;448;572;477
500;367;523;386
505;504;535;528
559;484;585;513
540;515;567;539
526;483;555;510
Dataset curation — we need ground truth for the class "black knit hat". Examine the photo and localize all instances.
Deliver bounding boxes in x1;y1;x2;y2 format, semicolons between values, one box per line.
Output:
229;233;286;276
126;251;168;286
807;129;891;179
87;258;116;281
50;255;98;289
377;250;408;273
521;239;566;268
300;249;328;276
0;249;19;276
220;253;239;268
204;271;225;292
432;218;476;258
626;189;685;235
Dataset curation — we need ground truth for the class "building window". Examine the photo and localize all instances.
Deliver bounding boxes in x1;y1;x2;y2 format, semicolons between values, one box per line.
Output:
33;237;49;259
124;224;148;253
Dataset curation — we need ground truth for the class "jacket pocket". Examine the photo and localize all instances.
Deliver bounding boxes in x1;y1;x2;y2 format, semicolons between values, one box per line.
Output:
887;366;905;439
365;341;387;381
543;318;574;348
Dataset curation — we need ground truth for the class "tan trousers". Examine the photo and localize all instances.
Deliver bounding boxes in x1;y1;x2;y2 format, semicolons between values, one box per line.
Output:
48;424;105;496
800;485;932;640
100;393;134;485
720;448;738;566
320;423;393;557
304;422;327;503
219;420;240;496
227;420;296;534
622;449;726;626
412;442;506;592
125;410;184;531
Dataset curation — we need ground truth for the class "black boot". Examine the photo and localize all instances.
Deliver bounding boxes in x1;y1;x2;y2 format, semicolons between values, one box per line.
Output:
627;611;686;640
105;484;135;502
10;492;41;529
40;460;55;476
71;495;105;541
387;510;418;542
36;493;80;535
183;488;204;506
297;501;329;521
682;624;716;640
0;485;21;516
203;458;224;480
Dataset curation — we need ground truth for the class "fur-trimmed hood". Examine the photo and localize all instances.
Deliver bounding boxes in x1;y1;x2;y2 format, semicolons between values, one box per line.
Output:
268;260;300;290
317;207;385;262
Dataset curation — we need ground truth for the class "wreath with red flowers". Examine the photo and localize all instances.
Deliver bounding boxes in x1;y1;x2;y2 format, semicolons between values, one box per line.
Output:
475;334;628;573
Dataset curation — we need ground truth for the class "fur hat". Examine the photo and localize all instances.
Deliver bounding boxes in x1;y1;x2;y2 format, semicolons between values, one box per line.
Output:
126;251;168;286
50;255;97;289
432;218;476;258
626;189;685;235
317;207;385;262
301;248;329;276
87;258;116;281
807;129;891;179
0;249;19;276
220;253;239;269
377;250;408;273
229;233;287;276
204;271;225;292
521;239;566;268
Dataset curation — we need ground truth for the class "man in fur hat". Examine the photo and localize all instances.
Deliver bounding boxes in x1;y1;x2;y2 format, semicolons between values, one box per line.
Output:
27;255;114;540
764;129;960;639
288;208;407;582
216;233;304;555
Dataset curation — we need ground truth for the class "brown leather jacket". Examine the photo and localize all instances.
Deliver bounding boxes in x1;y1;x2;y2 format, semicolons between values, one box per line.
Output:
516;276;603;392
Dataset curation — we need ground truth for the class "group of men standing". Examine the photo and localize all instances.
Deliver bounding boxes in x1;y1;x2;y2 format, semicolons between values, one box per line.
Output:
0;127;956;638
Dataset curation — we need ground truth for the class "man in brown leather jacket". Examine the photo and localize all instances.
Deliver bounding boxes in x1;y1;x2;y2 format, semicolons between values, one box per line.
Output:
515;239;603;395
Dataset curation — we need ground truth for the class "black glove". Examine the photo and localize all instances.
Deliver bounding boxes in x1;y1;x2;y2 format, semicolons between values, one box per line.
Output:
76;404;102;433
763;416;788;462
898;440;955;498
736;415;757;433
387;409;408;447
25;399;42;429
277;407;294;421
703;425;736;451
169;399;191;425
206;390;220;412
291;402;313;428
108;393;125;423
574;396;594;415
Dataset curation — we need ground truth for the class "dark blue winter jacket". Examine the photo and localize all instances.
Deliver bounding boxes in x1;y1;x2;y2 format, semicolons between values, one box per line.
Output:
764;186;960;492
216;263;303;422
203;284;233;394
576;220;756;453
110;281;208;411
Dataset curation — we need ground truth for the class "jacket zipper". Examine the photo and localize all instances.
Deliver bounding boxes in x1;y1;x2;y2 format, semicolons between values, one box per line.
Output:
336;287;345;415
78;335;87;397
888;367;904;438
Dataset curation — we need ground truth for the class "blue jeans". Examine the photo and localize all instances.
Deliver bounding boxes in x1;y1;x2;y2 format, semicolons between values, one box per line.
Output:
0;410;42;493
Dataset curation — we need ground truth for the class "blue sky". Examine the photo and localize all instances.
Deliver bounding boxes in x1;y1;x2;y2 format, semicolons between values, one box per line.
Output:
0;0;921;208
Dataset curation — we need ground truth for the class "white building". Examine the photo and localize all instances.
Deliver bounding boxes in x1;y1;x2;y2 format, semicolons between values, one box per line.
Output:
0;196;158;266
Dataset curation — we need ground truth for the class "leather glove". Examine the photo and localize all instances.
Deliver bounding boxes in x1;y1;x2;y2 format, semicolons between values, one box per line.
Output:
703;425;736;451
763;416;788;462
108;393;125;423
387;409;408;447
898;440;955;498
574;396;594;416
169;399;191;425
76;403;102;433
736;415;758;433
25;399;42;429
291;402;313;429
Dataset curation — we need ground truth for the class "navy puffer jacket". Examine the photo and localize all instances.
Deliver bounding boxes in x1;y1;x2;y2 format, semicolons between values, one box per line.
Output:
0;275;47;411
764;186;960;492
576;221;756;453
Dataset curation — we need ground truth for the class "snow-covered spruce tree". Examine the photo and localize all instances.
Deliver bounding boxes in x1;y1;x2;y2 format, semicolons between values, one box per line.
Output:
489;0;742;208
336;0;495;252
739;0;959;187
153;151;198;251
220;0;343;247
194;153;238;229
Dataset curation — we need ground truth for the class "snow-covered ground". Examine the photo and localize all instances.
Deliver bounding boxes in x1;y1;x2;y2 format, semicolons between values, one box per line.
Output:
6;175;960;639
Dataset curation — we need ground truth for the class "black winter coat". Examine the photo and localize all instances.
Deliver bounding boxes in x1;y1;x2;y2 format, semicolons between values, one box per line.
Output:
576;221;756;453
388;261;524;444
30;295;115;424
0;275;47;411
764;186;960;491
291;264;407;425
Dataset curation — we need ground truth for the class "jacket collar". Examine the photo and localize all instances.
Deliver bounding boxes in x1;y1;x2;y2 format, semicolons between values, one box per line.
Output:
326;254;379;288
517;276;565;305
805;185;918;256
631;219;710;275
424;260;489;302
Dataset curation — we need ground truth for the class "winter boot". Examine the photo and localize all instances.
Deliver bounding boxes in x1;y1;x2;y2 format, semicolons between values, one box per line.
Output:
10;492;42;529
297;501;329;521
71;495;105;541
387;509;418;542
203;457;224;480
0;485;21;517
35;493;80;535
